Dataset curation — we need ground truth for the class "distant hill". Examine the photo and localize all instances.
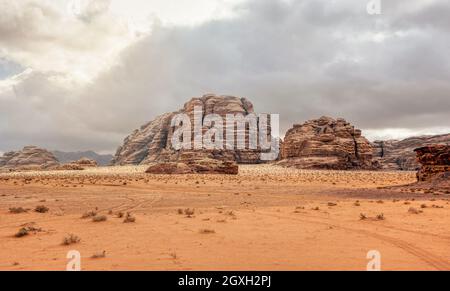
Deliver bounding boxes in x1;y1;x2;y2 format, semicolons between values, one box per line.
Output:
52;150;113;166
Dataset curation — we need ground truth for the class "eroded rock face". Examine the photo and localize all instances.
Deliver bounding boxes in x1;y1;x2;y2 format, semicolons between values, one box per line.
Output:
0;146;59;170
278;116;374;170
112;94;270;166
372;134;450;171
414;145;449;182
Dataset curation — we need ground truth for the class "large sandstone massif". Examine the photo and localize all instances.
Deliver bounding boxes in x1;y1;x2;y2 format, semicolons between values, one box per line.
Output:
414;145;449;181
277;116;374;170
112;94;270;167
0;146;59;170
372;134;450;171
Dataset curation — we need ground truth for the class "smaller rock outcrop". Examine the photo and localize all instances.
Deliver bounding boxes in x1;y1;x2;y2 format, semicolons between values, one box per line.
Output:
414;145;449;182
278;116;374;170
54;158;98;171
0;146;59;170
145;154;239;175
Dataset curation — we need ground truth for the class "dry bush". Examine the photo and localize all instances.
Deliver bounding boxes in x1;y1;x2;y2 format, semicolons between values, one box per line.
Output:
34;205;49;213
360;213;367;220
376;213;385;220
408;207;422;214
15;228;29;238
91;251;106;259
184;208;195;217
9;207;28;214
327;202;337;207
81;210;97;219
92;215;107;222
199;229;215;234
123;212;136;223
62;234;81;245
116;212;124;218
177;209;184;215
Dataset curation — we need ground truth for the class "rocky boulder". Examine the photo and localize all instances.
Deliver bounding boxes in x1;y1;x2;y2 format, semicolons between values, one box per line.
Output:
112;94;272;166
0;146;59;170
414;145;449;182
372;134;450;171
278;116;374;170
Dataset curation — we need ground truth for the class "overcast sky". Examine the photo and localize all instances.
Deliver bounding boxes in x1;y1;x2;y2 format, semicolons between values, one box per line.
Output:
0;0;449;153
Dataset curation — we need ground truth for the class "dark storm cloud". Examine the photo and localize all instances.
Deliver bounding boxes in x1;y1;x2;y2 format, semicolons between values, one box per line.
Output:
1;0;449;152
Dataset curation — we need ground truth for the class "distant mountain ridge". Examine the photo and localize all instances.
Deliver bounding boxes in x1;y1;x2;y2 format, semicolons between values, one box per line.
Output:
52;150;113;166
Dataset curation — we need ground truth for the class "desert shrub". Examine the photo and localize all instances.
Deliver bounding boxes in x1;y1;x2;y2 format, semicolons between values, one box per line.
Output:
81;211;97;219
116;212;124;218
92;215;107;222
184;208;195;217
15;228;29;238
34;205;49;213
62;234;81;245
199;229;215;234
91;251;106;259
123;212;136;223
376;214;385;220
360;213;367;220
9;207;28;214
408;207;422;214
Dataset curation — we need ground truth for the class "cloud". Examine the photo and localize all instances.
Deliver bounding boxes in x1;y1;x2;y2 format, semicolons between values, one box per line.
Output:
1;0;449;152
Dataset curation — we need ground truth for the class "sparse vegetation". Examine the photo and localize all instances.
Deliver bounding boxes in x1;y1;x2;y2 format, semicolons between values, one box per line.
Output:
408;207;423;214
9;207;28;214
81;210;97;219
91;251;106;259
184;208;195;217
34;205;49;213
376;213;385;221
360;213;367;220
123;212;136;223
199;229;215;234
15;227;29;238
92;215;107;222
62;234;81;245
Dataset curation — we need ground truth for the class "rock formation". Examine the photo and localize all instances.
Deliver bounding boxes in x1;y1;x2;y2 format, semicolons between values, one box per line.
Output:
53;151;112;166
0;146;59;170
145;158;238;175
414;145;449;182
372;134;450;171
278;116;374;170
112;94;273;167
54;158;98;171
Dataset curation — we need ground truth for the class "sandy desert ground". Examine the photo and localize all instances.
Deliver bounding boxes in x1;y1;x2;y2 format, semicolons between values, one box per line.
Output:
0;165;449;271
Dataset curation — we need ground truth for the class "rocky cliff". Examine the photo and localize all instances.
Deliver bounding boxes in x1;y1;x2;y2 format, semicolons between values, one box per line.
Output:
0;146;59;170
372;134;450;170
277;116;374;170
112;94;271;166
414;145;449;182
